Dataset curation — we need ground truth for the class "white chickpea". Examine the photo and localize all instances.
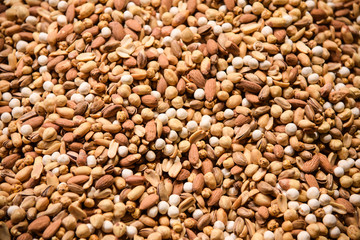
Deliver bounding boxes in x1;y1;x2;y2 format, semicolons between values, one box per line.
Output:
213;221;225;230
57;15;67;26
183;182;193;193
121;169;133;178
158;201;170;214
194;89;205;100
146;150;156;161
101;27;112;38
167;206;179;218
126;226;137;238
1;112;12;123
20;125;33;136
57;1;68;11
323;214;337;227
306;187;320;199
264;231;275;240
297;231;310;240
168;194;180;206
286;188;299;201
87;155;97;167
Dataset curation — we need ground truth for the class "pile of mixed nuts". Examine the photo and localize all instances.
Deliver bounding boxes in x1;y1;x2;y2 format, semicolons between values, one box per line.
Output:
0;0;360;239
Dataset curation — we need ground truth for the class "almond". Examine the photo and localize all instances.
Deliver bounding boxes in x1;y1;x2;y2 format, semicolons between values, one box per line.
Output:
74;101;88;116
302;154;320;173
54;118;75;128
318;153;334;173
197;214;211;230
206;39;218;55
109;21;125;40
205;78;216;102
0;106;11;114
119;154;141;167
311;8;327;21
145;120;156;142
77;149;87;166
55;60;72;73
171;40;182;59
65;4;75;23
158;54;169;69
122;120;134;131
230;166;243;175
90;100;105;114
224;0;235;11
115;133;129;146
172;181;184;195
67;175;89;185
22;116;45;129
186;229;197;240
56;24;74;41
189;144;199;166
238;80;262;93
207;188;223;206
273;29;286;43
95;175;114;190
258;206;269;219
1;154;21;169
188;69;205;88
114;0;127;11
139;194;159;210
192;173;204;194
201;159;214;174
157;77;168;95
141;95;158;108
16;233;32;240
161;0;172;11
126;19;142;32
287;99;307;108
28;216;50;232
234;114;252;126
288;67;299;83
239;14;257;24
172;11;189;27
102;104;121;118
42;219;62;239
186;0;196;14
304;174;319;189
177;78;186;95
91;36;106;49
176;169;190;181
125;175;146;186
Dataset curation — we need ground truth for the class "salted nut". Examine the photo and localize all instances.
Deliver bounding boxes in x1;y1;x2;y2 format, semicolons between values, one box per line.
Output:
0;0;360;240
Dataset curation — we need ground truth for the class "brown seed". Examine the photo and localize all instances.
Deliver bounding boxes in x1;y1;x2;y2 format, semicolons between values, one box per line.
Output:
205;78;216;102
42;219;62;239
28;216;50;232
126;19;142;32
207;188;223;206
139;194;159;210
95;175;114;190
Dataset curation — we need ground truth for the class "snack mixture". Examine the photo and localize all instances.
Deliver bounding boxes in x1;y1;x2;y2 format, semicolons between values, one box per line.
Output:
1;0;360;239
